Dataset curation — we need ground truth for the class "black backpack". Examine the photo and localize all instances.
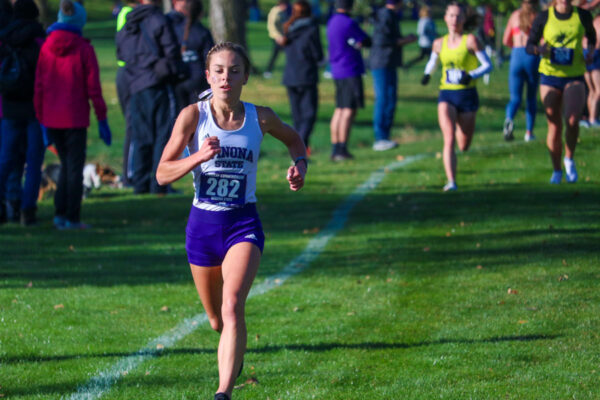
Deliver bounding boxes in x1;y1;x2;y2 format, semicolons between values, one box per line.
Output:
0;43;23;93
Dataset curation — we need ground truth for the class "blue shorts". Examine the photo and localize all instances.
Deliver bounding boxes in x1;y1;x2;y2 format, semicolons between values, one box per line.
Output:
438;88;479;113
540;74;585;90
584;49;600;72
185;203;265;267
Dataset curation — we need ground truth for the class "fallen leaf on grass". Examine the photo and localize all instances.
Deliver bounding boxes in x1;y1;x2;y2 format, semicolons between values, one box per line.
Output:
234;377;259;390
476;265;484;270
507;288;518;295
54;304;64;309
293;307;300;312
518;320;528;324
160;306;169;312
396;155;405;161
302;227;320;234
558;274;569;282
562;259;568;266
25;281;32;288
386;278;393;283
423;247;430;252
435;152;442;159
68;245;76;252
156;344;164;350
446;232;451;237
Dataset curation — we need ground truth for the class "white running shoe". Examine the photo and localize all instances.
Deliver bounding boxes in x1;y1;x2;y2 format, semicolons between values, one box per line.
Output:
590;120;600;128
443;181;457;191
579;119;591;128
503;119;514;141
372;139;398;151
550;170;563;184
524;133;536;142
564;157;578;183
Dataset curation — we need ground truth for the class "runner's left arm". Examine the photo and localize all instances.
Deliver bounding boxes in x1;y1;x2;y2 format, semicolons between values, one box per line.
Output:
466;34;493;80
257;106;307;191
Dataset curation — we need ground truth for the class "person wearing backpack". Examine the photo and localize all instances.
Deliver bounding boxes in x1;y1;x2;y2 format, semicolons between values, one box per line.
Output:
34;0;112;229
116;0;185;195
0;0;45;226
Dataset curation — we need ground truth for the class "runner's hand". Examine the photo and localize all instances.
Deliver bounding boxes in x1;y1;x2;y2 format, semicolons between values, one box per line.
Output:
198;136;221;163
287;164;305;191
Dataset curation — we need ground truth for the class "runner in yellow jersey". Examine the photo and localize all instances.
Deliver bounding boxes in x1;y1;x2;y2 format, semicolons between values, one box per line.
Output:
421;2;492;191
526;0;596;184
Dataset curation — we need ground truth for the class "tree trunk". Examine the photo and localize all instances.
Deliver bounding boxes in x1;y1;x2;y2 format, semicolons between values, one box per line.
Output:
209;0;247;48
34;0;50;27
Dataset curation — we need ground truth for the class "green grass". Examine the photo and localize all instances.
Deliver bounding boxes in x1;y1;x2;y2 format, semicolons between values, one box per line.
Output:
1;18;600;400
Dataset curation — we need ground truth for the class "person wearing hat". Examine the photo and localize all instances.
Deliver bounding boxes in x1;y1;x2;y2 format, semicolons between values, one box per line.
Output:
0;0;46;225
34;0;112;229
326;0;371;161
369;0;416;152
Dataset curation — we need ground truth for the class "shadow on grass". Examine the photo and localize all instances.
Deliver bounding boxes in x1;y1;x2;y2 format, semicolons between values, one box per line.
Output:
1;184;598;286
0;333;559;365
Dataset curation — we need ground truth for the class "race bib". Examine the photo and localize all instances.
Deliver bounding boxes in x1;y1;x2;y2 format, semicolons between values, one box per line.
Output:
446;69;466;85
550;47;574;66
198;173;246;207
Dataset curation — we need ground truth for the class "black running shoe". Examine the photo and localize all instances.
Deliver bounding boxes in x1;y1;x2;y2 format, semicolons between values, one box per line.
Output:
503;118;514;141
214;393;230;400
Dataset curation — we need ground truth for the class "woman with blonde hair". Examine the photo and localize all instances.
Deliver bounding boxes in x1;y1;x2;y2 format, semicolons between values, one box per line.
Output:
421;2;493;191
502;0;540;142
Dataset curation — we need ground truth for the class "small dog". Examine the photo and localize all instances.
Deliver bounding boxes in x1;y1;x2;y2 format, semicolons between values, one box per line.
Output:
38;163;122;200
38;163;61;201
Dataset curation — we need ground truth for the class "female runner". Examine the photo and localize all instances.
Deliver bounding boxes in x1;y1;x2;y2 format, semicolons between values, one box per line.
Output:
582;12;600;127
421;2;493;191
156;42;307;400
526;0;596;184
502;0;539;142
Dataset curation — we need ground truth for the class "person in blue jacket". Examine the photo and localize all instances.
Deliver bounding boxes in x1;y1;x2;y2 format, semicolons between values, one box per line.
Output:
282;0;323;154
167;0;214;111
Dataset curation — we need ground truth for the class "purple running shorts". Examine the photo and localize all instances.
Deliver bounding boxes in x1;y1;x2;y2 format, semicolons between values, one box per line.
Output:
185;203;265;267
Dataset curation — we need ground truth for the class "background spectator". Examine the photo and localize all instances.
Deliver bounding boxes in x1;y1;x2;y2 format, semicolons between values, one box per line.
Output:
167;0;214;111
404;5;436;68
282;0;323;154
0;0;46;226
35;0;111;229
264;0;291;78
115;0;136;187
327;0;371;161
116;0;183;195
369;0;416;152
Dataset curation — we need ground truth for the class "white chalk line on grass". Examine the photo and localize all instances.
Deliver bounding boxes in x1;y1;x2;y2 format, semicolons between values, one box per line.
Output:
65;154;424;400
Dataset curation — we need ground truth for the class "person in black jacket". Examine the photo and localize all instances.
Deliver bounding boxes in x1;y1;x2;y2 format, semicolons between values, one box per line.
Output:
369;0;416;152
116;0;184;194
0;0;45;225
0;0;24;223
282;0;323;153
167;0;214;111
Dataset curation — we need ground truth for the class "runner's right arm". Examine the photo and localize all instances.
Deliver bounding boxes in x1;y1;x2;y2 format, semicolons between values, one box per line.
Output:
157;105;221;185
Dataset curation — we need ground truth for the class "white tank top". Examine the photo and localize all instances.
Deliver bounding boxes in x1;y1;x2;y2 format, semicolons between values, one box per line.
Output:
188;100;263;211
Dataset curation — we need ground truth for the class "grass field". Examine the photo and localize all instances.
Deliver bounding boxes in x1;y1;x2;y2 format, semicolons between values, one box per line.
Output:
1;16;600;400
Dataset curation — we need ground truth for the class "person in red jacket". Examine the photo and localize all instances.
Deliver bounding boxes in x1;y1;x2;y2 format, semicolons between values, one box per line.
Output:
34;0;111;229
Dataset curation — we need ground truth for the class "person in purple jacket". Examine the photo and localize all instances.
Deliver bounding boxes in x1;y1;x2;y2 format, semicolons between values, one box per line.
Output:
326;0;371;161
